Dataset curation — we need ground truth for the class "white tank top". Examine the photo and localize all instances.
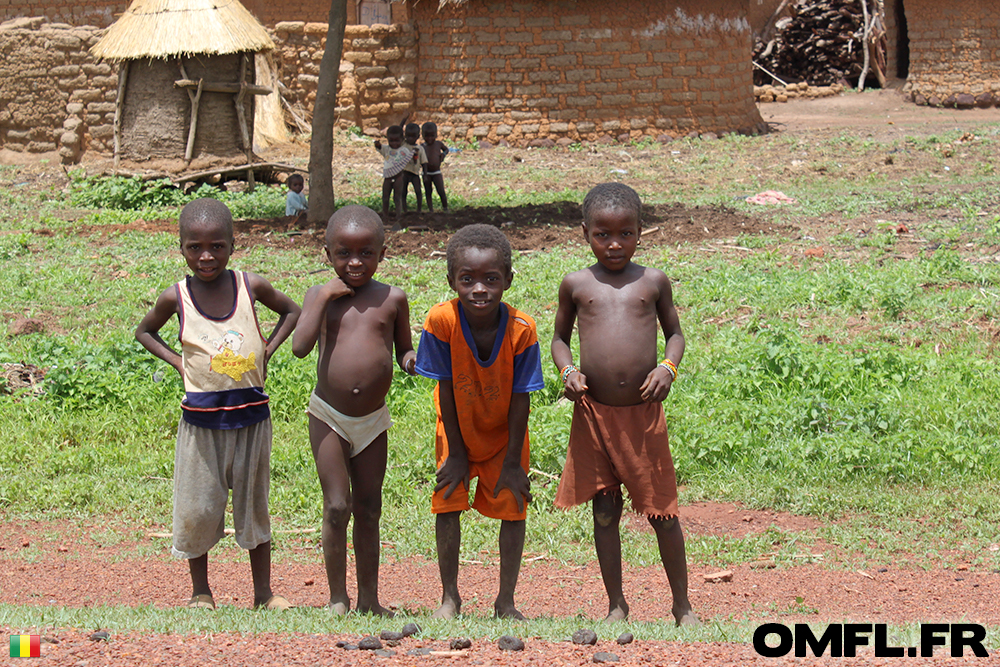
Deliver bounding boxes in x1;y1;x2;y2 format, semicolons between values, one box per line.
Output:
176;270;269;429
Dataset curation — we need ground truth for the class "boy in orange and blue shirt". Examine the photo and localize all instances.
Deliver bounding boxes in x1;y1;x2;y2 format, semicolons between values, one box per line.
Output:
415;223;544;620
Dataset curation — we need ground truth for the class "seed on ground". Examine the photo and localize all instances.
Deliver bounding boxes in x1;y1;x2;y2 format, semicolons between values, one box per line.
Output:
572;629;598;645
450;638;472;650
401;622;422;637
616;632;634;645
380;630;403;641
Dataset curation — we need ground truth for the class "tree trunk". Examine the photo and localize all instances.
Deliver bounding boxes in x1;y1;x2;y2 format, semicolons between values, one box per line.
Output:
308;0;348;224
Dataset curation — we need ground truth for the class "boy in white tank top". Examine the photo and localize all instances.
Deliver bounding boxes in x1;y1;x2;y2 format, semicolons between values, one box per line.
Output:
136;199;300;610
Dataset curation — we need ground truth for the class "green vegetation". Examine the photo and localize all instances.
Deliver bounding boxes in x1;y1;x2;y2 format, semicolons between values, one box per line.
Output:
3;121;1000;641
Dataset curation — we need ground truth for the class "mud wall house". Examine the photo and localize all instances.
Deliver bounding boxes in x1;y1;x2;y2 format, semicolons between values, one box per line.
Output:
408;0;766;145
886;0;1000;108
90;0;275;168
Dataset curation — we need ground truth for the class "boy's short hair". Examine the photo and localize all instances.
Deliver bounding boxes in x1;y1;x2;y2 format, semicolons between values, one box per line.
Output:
582;182;643;227
326;205;385;248
405;123;420;135
446;224;512;277
386;125;403;138
287;173;304;186
421;121;437;133
179;198;234;241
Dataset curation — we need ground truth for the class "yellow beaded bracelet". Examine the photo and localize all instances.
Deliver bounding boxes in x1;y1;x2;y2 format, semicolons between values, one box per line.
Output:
659;358;678;381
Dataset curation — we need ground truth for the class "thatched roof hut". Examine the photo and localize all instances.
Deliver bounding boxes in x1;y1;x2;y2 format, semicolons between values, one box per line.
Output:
91;0;275;167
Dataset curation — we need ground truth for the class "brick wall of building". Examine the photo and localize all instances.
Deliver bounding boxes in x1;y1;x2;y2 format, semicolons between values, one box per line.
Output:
1;0;124;28
900;0;1000;108
0;17;115;161
2;0;407;29
273;21;417;133
411;0;764;145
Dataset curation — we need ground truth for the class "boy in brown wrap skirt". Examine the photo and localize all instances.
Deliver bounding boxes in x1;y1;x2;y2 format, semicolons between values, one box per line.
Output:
551;182;698;626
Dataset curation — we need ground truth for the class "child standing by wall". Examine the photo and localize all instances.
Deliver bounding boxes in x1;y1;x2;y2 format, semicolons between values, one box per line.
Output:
421;122;449;213
374;125;414;222
292;205;417;615
135;198;301;611
415;224;545;619
401;122;428;214
551;183;698;626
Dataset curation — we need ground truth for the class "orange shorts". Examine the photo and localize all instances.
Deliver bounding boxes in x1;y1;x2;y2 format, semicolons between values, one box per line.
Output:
431;428;530;521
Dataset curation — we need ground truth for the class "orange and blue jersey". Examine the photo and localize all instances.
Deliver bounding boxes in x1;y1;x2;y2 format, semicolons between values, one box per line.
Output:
416;299;544;463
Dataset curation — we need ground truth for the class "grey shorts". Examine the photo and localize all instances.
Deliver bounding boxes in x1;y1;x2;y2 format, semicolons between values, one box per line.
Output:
172;418;272;559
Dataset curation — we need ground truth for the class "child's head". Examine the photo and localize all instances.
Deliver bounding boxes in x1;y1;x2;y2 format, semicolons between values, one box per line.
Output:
178;198;234;283
386;125;403;149
446;224;513;318
581;183;642;272
421;122;437;143
404;123;421;145
325;205;386;289
287;173;304;193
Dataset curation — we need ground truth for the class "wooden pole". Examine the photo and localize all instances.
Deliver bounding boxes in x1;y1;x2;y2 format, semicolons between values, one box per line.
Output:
234;53;255;192
179;59;203;163
113;60;129;173
859;0;872;91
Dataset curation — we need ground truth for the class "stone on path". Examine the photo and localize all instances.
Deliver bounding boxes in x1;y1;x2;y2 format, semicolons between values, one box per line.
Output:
498;635;525;651
358;636;383;650
616;632;634;645
594;651;620;663
450;638;471;650
572;629;598;645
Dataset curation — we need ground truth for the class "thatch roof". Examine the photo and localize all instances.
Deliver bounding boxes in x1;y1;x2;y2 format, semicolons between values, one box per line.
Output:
91;0;274;61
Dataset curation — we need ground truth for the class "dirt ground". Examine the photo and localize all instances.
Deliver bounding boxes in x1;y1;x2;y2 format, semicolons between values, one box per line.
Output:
5;91;1000;664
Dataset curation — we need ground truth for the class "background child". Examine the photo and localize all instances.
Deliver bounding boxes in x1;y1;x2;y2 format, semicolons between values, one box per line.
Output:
550;182;698;626
285;173;308;218
415;224;545;619
292;205;417;616
402;122;428;213
421;122;449;212
374;125;413;222
135;198;300;611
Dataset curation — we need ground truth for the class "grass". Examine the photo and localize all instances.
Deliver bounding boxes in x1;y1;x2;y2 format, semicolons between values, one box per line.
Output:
3;118;1000;643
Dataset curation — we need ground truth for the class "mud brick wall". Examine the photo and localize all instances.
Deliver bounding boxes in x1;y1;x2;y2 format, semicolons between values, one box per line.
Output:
0;18;115;161
273;21;417;133
411;0;764;146
245;0;408;29
900;0;1000;108
1;0;125;28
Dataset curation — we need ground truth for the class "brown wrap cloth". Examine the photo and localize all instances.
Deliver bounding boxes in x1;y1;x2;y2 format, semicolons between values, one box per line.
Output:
555;395;679;518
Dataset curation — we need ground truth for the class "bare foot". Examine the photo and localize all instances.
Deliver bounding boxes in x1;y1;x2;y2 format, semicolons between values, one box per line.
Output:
494;603;526;620
327;601;349;616
604;602;629;622
357;602;395;618
431;598;460;619
675;610;701;627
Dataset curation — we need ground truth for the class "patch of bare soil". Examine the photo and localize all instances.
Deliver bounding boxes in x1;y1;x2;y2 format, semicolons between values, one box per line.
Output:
66;201;788;259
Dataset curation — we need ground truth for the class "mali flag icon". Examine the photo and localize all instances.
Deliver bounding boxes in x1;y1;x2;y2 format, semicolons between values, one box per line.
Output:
9;635;41;658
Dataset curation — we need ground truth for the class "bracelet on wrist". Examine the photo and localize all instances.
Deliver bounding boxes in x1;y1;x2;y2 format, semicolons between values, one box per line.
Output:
659;358;678;381
560;364;579;385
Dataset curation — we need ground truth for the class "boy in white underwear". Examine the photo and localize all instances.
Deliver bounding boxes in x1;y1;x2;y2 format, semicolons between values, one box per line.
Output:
292;205;417;615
